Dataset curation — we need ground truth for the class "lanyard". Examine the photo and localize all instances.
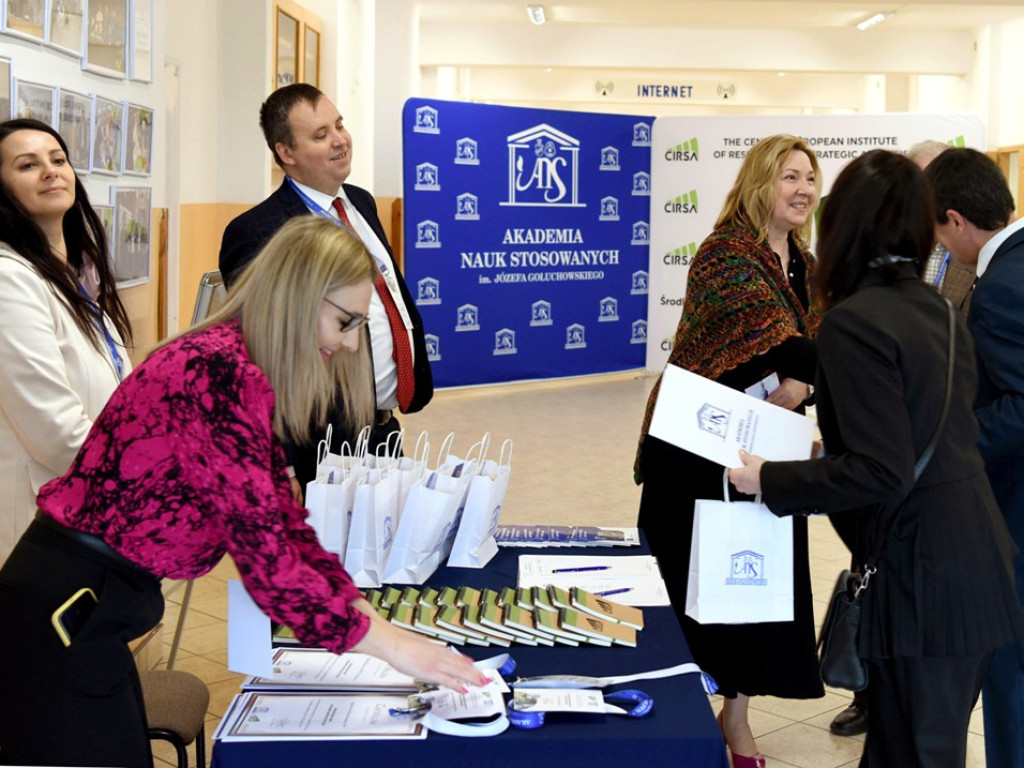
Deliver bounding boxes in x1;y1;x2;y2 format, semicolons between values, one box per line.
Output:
506;688;654;729
77;283;123;381
284;176;342;224
285;177;397;284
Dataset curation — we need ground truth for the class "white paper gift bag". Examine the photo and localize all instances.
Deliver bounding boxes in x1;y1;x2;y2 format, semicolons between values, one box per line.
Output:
313;425;371;481
390;431;430;530
344;466;400;588
685;471;794;624
380;472;460;584
303;469;357;561
448;438;513;568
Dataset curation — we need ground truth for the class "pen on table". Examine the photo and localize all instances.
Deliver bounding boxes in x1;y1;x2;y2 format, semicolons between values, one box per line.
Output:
595;587;632;597
552;566;611;573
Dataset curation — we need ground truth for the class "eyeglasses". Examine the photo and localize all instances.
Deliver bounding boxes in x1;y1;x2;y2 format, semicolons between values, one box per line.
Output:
323;296;369;332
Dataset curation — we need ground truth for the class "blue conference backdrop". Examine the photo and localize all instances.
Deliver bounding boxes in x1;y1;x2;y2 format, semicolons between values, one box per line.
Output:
403;98;654;387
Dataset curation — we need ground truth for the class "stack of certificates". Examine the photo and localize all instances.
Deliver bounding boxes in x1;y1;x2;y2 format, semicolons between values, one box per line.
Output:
363;584;644;648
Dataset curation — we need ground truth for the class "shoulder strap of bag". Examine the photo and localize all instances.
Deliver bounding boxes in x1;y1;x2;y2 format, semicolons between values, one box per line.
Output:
864;299;957;574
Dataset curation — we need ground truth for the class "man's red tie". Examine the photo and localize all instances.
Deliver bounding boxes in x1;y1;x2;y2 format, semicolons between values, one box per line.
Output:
332;197;415;412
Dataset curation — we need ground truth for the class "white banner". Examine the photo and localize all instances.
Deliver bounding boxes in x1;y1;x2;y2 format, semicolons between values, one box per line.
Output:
646;113;986;371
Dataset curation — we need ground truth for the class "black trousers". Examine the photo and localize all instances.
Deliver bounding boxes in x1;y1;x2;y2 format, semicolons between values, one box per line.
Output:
860;652;991;768
0;521;163;767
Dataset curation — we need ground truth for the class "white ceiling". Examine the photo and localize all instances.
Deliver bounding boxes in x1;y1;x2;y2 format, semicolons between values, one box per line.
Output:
418;0;1024;32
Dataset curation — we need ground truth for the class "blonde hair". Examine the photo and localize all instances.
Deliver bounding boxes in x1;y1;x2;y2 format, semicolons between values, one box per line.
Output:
715;134;822;249
188;216;377;443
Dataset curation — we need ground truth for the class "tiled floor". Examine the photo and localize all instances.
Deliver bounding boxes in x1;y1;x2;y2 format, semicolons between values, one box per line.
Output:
153;370;987;767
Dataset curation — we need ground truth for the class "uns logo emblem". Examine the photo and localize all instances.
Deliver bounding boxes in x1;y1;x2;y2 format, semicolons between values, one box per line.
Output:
515;138;567;203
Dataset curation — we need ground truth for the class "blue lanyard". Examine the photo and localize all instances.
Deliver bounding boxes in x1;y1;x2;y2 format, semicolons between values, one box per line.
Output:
285;177;392;278
77;283;123;381
285;176;338;222
933;250;951;288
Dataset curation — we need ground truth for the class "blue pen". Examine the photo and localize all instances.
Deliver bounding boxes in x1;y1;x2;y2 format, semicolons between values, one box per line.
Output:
595;587;632;597
552;565;610;573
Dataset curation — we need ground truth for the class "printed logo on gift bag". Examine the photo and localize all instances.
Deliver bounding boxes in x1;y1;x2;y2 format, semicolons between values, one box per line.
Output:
726;550;767;586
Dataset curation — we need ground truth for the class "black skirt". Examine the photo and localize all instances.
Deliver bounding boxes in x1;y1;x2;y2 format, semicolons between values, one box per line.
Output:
638;435;824;700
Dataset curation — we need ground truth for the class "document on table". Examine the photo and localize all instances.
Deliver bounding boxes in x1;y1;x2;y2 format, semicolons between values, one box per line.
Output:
649;364;815;468
213;692;427;741
517;555;670;606
243;649;419;692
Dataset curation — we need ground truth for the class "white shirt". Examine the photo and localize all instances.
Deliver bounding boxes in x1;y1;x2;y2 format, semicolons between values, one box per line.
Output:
977;216;1024;279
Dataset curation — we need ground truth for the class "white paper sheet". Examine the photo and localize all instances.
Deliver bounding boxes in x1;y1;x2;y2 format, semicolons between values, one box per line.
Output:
243;649;419;692
649;364;815;468
517;555;670;606
227;580;274;677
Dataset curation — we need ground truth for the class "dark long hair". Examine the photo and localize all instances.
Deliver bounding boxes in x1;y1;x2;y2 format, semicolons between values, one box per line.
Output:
815;149;935;311
0;118;131;347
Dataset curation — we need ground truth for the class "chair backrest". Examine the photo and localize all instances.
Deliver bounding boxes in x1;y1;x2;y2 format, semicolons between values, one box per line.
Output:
190;270;227;326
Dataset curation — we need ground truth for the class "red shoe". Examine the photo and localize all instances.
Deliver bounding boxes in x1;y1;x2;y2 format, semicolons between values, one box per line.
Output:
730;753;766;768
717;710;766;768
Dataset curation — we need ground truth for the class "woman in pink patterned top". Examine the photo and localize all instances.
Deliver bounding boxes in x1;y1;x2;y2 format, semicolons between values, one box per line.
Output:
0;217;485;768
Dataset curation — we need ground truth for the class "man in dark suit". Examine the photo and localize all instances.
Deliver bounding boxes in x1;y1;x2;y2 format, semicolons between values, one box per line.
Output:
926;148;1024;768
220;84;432;489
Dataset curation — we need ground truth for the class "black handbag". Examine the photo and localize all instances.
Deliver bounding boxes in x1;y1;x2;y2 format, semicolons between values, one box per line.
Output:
819;569;870;690
817;300;956;691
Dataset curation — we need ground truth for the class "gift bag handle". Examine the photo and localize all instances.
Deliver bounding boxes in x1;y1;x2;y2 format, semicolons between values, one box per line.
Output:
721;467;761;505
377;428;404;464
413;430;430;464
316;423;335;466
498;438;514;468
354;425;372;459
436;432;456;468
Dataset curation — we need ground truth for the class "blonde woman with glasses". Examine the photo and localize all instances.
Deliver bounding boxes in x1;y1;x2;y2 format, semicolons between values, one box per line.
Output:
0;216;486;767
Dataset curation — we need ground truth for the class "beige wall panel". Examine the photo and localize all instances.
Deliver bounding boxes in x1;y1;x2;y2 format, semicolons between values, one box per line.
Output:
178;203;251;333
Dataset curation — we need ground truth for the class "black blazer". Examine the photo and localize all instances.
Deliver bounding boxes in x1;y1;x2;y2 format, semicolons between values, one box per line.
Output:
219;180;433;414
970;226;1024;566
761;265;1022;659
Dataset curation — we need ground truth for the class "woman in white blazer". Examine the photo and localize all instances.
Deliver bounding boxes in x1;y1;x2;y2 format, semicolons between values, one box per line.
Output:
0;119;132;562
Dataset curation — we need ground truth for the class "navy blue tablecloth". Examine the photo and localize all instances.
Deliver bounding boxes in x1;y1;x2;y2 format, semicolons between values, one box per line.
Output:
212;538;729;768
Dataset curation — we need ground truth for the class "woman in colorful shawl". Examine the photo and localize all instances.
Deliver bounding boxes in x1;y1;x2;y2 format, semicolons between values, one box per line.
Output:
635;134;823;768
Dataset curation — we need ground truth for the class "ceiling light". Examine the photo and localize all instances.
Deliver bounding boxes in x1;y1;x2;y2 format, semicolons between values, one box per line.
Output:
856;11;894;31
527;5;546;25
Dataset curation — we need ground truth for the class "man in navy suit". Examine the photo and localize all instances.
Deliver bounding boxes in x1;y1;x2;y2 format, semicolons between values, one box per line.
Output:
926;148;1024;768
220;84;432;490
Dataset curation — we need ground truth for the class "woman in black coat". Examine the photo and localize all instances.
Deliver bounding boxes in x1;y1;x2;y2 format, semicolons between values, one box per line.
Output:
730;149;1024;766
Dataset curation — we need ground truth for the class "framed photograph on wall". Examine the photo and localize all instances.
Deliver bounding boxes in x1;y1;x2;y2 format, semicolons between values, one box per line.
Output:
85;0;127;78
14;79;56;126
129;0;152;82
91;95;123;174
93;203;115;260
48;0;85;56
122;103;152;175
275;7;299;89
303;25;320;87
109;185;151;287
4;0;47;42
57;88;92;172
0;59;12;121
